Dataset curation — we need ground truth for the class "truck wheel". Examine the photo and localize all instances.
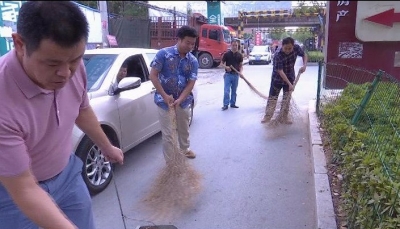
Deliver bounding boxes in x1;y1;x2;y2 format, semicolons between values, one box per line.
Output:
198;53;213;69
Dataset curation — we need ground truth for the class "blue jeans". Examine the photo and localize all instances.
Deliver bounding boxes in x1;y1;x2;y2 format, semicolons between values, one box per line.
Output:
223;72;239;106
0;154;95;229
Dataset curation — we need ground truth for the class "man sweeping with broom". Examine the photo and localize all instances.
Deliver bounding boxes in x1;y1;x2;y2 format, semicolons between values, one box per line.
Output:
221;39;244;111
261;37;308;124
143;26;202;221
149;25;198;160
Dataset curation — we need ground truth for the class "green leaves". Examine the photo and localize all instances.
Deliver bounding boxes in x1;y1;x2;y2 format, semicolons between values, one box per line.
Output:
320;81;400;228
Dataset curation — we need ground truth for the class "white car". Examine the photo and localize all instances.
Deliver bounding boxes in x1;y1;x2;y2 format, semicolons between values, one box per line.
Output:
249;45;272;65
72;48;198;195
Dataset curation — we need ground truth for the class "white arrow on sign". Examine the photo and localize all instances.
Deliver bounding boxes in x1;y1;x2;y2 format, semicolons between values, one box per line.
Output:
209;15;217;23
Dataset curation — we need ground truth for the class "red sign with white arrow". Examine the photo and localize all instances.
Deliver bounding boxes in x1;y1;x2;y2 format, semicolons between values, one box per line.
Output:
364;8;400;27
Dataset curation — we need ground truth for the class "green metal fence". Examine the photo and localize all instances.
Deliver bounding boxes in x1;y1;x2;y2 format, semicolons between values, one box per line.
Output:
316;62;400;228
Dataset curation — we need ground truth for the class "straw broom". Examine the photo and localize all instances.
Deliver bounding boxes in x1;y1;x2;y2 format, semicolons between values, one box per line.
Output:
141;106;202;221
269;71;302;126
224;64;268;100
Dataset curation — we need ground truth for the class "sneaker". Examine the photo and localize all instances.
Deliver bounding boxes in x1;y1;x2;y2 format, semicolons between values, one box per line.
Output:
185;150;196;159
261;115;272;123
230;105;239;108
221;106;228;111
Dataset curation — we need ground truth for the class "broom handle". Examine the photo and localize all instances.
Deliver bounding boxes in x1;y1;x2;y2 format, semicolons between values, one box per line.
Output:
227;65;242;76
228;64;301;92
221;64;250;85
293;71;302;88
227;65;253;86
226;65;268;99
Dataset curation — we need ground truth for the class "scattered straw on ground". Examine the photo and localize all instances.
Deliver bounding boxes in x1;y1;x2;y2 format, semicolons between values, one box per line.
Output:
268;96;301;128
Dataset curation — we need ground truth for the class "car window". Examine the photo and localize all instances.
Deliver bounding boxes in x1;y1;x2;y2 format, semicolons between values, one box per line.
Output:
222;29;231;43
124;54;150;82
145;53;156;63
83;54;118;92
208;29;218;41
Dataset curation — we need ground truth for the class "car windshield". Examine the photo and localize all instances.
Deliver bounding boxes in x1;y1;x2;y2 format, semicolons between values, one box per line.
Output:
252;46;269;53
222;29;232;43
83;54;118;92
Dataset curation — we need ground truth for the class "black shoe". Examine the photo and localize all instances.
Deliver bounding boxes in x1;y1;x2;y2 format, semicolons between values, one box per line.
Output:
222;106;228;111
230;105;239;108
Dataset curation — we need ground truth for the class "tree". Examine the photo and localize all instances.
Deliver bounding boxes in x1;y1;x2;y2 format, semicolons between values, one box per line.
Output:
294;1;326;16
75;1;98;9
269;30;289;41
291;31;313;44
75;1;149;17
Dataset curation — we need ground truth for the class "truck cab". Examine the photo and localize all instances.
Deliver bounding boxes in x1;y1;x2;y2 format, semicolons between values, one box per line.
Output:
190;13;231;69
149;13;231;69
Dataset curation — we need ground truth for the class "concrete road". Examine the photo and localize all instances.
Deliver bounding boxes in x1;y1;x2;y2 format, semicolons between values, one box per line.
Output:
92;58;319;229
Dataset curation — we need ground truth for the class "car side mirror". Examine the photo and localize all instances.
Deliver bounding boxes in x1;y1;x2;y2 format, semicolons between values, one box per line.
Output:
113;77;141;95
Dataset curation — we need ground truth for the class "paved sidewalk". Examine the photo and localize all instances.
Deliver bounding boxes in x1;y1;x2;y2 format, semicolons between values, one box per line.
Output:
308;99;337;229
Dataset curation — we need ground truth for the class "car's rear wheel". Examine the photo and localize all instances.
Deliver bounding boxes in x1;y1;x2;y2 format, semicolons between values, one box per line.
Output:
76;136;114;195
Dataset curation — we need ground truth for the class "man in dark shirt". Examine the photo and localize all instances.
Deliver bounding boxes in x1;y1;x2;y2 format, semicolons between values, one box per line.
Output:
221;40;243;111
261;37;308;124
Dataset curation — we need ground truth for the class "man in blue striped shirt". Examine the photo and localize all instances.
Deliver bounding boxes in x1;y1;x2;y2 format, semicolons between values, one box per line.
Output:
261;37;307;124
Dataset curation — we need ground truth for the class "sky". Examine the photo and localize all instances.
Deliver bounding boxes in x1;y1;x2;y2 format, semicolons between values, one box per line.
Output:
147;1;326;30
148;1;326;17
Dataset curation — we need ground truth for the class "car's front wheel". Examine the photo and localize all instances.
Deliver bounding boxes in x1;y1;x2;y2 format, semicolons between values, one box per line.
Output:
76;136;114;195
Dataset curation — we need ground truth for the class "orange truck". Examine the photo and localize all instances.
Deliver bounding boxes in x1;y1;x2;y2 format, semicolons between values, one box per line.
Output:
150;13;232;69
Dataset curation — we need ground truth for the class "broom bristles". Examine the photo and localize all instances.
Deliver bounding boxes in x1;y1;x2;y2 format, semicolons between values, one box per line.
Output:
268;71;302;127
141;107;202;221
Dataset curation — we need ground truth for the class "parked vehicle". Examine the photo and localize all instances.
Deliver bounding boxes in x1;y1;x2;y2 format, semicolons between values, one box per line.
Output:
73;48;198;195
150;13;231;69
249;45;272;65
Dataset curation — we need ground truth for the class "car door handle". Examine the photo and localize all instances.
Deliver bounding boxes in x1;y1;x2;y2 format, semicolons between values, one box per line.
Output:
151;87;156;94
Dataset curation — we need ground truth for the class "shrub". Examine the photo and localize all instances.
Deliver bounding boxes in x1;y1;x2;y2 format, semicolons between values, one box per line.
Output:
320;82;400;228
307;51;324;62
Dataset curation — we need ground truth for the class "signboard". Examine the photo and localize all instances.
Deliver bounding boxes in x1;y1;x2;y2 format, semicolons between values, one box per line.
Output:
107;35;118;47
255;32;262;45
0;1;25;56
0;2;103;56
325;1;400;89
355;1;400;42
207;1;222;25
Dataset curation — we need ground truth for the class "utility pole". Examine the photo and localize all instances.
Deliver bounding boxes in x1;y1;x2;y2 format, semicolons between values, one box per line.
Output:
98;1;109;48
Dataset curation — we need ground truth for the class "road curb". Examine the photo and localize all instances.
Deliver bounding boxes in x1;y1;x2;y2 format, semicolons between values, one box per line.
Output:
308;100;337;229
